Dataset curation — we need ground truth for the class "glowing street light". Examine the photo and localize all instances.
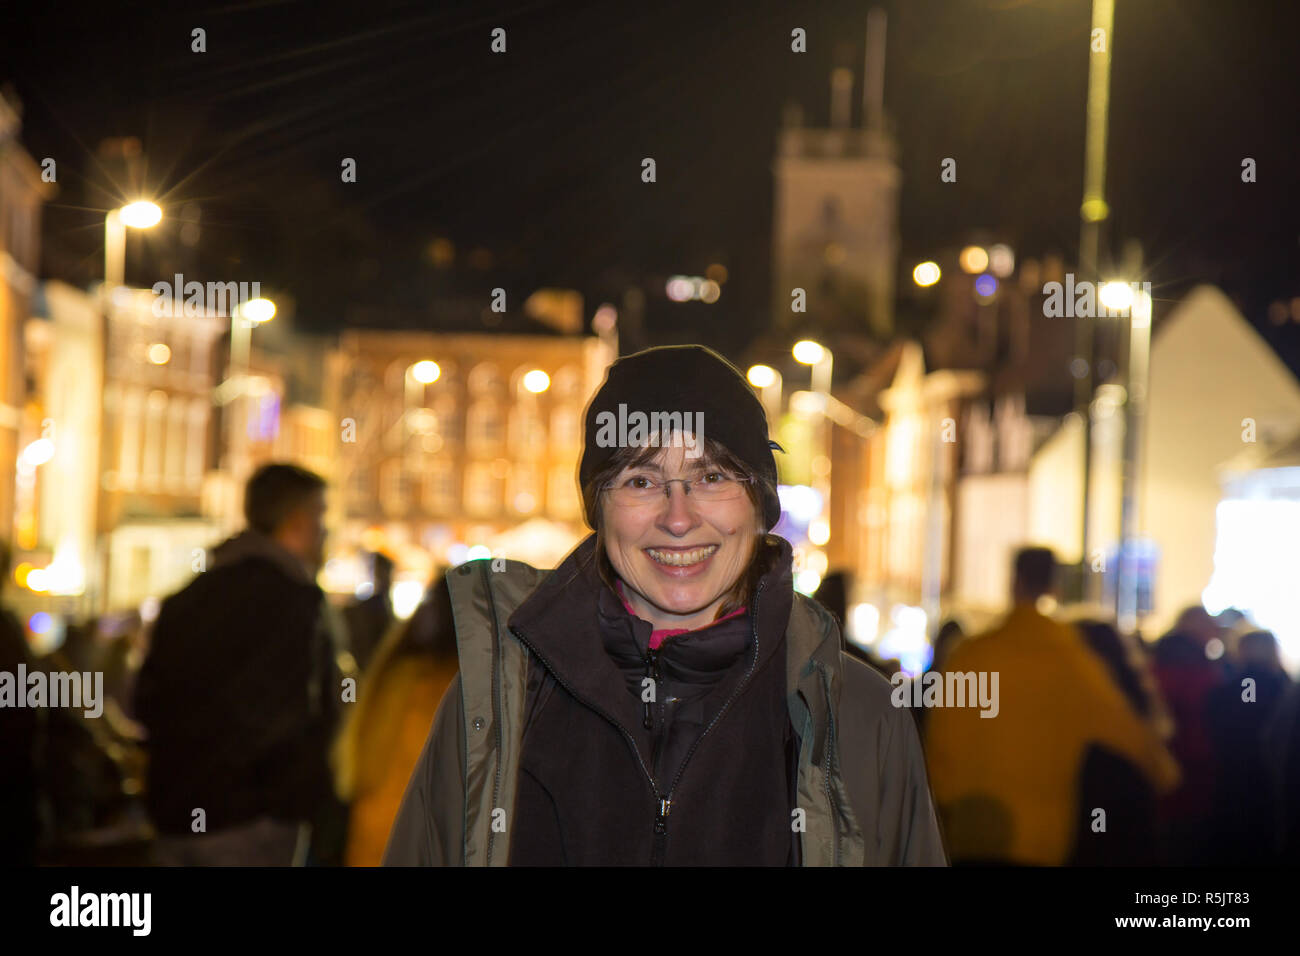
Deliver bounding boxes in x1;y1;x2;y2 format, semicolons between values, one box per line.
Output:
747;364;783;428
105;199;162;290
523;369;551;393
959;246;989;274
912;261;941;287
119;200;162;229
792;341;833;544
792;340;826;366
411;360;441;384
237;297;277;324
1098;280;1134;314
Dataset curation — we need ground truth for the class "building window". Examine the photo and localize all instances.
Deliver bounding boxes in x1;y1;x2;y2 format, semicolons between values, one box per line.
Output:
465;462;504;516
548;464;580;519
509;466;541;515
435;394;462;442
468;362;503;396
551;405;580;448
187;398;207;487
422;460;457;514
379;460;407;516
509;404;545;455
467;400;504;451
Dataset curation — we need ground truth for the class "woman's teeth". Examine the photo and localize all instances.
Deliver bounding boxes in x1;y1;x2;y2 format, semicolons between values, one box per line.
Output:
646;545;718;567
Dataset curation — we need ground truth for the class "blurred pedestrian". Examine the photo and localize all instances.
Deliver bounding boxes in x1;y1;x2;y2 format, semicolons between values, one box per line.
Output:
334;573;458;865
924;547;1180;865
1207;629;1289;863
930;619;964;674
134;463;342;866
343;551;395;675
1149;605;1227;864
384;345;946;866
1076;619;1158;721
0;540;41;864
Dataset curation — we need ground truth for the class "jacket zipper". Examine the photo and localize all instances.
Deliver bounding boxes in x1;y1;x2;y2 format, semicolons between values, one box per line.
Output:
642;647;659;731
481;562;505;866
508;625;665;848
823;668;840;866
511;579;766;866
651;579;766;864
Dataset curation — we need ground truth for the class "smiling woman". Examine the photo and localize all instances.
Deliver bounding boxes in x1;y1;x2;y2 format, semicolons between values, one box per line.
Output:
588;436;771;632
383;344;948;867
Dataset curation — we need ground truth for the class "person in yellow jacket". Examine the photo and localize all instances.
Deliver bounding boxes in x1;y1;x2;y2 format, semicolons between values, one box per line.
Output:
333;574;459;867
924;547;1180;865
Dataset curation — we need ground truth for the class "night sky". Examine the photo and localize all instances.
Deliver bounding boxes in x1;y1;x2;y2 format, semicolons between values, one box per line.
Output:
3;0;1298;366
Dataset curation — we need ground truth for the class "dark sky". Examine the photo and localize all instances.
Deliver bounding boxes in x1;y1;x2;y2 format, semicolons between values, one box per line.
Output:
4;0;1298;363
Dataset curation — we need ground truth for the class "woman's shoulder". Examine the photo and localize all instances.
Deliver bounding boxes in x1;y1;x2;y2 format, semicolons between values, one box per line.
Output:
838;651;903;722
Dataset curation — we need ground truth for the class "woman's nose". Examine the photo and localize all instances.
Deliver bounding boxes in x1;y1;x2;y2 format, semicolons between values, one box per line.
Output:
660;482;699;525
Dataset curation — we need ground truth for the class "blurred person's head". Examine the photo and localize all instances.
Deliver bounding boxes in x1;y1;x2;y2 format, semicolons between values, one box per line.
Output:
578;345;781;632
1011;546;1057;605
1173;605;1219;648
812;570;849;629
1078;618;1152;717
371;551;395;594
1237;629;1282;672
244;463;328;574
931;618;964;671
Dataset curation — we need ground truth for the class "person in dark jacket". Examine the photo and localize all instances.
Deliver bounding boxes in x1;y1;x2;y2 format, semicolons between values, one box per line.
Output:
343;551;395;675
1207;629;1289;863
134;463;340;866
384;345;946;866
1150;607;1227;865
0;540;41;864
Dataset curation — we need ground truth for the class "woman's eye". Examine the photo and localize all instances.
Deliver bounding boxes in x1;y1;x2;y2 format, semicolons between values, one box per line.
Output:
702;472;725;484
626;475;654;489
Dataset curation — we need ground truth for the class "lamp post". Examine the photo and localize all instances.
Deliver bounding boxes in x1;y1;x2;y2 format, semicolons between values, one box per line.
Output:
1117;286;1152;634
793;340;833;544
216;297;275;528
103;200;162;292
746;364;783;433
1075;0;1116;602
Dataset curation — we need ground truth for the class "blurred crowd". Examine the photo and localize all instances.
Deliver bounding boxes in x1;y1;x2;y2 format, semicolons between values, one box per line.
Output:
3;464;1299;866
817;549;1300;866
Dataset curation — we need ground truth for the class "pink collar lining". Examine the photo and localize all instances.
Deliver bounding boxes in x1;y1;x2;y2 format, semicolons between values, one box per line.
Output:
614;579;748;650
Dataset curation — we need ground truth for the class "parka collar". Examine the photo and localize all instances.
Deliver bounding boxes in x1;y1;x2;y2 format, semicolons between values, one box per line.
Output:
505;532;795;735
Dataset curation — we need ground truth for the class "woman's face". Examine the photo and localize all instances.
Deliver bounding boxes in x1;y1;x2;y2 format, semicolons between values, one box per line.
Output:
601;442;761;632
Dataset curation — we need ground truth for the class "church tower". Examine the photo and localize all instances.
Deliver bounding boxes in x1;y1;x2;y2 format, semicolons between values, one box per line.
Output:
771;10;899;340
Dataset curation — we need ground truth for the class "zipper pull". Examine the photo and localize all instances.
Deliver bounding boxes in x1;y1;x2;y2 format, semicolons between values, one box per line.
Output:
654;796;672;834
642;648;658;730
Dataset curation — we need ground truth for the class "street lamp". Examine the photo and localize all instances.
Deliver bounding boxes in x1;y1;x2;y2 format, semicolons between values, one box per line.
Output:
747;364;783;429
1075;0;1117;602
1117;286;1152;634
228;297;276;388
104;200;162;291
522;369;550;394
793;340;834;544
402;360;441;439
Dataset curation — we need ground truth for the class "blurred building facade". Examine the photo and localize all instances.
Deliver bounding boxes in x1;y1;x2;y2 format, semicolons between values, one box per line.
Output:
324;328;614;598
0;90;52;552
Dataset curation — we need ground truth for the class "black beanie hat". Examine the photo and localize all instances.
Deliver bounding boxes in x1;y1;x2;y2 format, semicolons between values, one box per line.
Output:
579;345;784;530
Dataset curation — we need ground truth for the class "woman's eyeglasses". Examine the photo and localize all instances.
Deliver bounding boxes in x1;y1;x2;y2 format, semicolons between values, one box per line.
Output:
605;471;754;506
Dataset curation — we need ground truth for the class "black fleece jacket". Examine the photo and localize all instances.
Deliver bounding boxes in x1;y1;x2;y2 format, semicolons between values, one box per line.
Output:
505;535;798;865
